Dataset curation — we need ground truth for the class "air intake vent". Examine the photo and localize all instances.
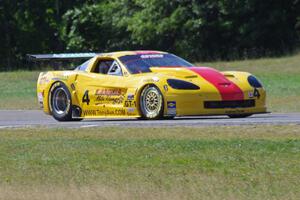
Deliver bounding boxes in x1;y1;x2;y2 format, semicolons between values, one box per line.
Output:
204;100;255;109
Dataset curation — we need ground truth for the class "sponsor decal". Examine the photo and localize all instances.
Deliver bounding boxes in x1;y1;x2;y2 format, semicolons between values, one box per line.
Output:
52;53;97;59
82;109;126;116
140;54;164;59
135;51;161;54
127;108;135;113
38;92;44;108
38;92;43;103
39;76;49;84
167;101;176;116
95;89;122;96
248;91;254;98
249;89;260;99
95;95;125;105
93;88;126;105
127;108;135;116
127;94;134;100
163;85;168;91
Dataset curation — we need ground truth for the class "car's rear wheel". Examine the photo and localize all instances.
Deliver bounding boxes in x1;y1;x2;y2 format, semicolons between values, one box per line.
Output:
228;114;252;118
139;85;164;119
49;82;73;121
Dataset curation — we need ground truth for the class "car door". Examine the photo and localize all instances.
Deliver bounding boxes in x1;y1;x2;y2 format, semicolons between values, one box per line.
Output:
75;57;128;117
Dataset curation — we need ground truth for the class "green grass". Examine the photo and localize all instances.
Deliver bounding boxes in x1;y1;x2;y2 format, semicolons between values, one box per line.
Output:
0;71;39;109
0;52;300;111
0;125;299;199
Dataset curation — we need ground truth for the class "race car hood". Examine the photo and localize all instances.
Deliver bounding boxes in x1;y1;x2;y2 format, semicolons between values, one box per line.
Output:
150;66;245;100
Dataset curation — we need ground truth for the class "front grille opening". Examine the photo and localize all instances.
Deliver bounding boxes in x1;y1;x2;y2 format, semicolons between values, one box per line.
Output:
204;100;255;109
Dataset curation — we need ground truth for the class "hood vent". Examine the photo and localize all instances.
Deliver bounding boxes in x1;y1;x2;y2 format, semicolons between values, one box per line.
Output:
184;75;198;79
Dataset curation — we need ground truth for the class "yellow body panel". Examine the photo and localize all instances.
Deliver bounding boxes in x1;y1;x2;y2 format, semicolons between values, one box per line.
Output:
37;51;267;119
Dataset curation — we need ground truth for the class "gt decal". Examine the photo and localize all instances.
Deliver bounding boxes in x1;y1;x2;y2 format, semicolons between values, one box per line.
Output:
82;90;90;105
124;100;136;107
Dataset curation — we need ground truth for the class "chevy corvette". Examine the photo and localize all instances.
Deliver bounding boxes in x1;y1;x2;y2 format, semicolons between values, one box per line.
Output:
33;51;267;121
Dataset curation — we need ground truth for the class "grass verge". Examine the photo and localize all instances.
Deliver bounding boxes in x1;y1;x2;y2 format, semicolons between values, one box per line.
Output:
0;125;299;199
0;71;39;109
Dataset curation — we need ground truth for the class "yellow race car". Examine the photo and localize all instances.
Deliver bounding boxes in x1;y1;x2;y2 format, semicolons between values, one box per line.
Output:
33;51;267;121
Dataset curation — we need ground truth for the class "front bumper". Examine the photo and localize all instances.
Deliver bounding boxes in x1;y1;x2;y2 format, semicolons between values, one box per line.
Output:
164;90;267;116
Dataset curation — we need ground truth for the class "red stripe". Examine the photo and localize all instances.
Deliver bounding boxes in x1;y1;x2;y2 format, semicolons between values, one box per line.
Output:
188;67;244;101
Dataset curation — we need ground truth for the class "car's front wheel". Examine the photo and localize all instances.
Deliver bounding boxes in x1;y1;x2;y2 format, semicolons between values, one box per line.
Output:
49;82;73;121
139;85;164;119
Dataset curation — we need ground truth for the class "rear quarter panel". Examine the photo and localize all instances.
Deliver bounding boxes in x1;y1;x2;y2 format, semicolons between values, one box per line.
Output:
37;71;78;114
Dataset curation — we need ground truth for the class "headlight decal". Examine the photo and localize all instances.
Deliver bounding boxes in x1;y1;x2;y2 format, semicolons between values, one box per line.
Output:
247;75;263;88
167;79;200;90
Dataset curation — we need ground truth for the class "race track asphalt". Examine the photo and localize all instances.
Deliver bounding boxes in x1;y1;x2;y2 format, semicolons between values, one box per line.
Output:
0;110;300;129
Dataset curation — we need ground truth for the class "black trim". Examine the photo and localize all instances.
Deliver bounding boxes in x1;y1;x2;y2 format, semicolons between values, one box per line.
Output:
204;100;255;109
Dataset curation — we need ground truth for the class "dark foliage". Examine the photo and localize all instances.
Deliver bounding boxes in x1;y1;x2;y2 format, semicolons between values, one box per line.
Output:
0;0;299;70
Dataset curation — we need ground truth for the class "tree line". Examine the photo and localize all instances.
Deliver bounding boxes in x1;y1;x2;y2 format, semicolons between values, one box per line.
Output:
0;0;299;71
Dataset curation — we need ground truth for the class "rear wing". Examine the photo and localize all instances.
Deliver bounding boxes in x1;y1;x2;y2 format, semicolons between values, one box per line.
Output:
27;53;102;70
27;53;101;61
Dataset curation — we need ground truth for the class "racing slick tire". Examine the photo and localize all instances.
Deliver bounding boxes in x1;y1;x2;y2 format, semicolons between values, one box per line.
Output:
228;114;252;118
139;85;164;120
49;82;74;121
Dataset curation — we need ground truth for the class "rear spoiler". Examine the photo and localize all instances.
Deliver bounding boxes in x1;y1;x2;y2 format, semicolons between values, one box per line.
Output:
27;53;101;61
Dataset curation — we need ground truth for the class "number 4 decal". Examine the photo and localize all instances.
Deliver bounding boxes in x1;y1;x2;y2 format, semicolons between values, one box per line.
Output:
82;90;90;105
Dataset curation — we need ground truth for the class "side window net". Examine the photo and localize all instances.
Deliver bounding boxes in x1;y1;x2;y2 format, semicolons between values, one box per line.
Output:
93;59;123;76
108;61;122;76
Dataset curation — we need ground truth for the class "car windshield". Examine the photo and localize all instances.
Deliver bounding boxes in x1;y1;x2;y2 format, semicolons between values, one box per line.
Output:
119;53;193;74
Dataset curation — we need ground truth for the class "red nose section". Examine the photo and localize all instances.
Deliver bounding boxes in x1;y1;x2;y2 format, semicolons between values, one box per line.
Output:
188;67;244;101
